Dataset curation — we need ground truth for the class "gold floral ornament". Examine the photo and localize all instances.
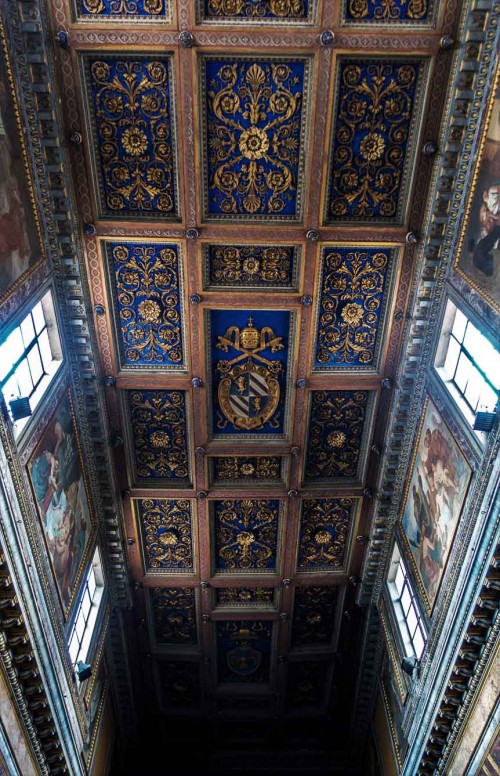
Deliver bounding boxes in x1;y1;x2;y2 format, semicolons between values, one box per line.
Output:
237;531;256;548
140;499;193;571
159;531;178;546
215;499;279;571
82;0;165;15
110;243;184;367
359;132;385;162
239;127;270;160
150;430;169;448
305;391;368;480
298;498;353;570
138;299;161;323
207;245;295;288
341;302;364;327
328;61;419;221
347;0;428;20
130;391;189;481
87;57;178;217
121;127;148;157
206;58;307;217
314;529;332;545
206;0;305;17
327;431;346;449
152;588;196;647
315;249;390;368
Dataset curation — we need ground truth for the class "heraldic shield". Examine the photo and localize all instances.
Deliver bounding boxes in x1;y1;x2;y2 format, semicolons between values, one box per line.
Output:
216;318;284;431
226;626;262;677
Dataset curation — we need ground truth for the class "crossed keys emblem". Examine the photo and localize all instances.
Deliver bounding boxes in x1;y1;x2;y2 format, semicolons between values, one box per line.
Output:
216;318;284;431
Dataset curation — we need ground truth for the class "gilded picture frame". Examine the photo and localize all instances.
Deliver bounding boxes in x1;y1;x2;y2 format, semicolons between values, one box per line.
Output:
27;391;94;616
381;653;406;771
453;70;500;313
0;19;46;302
399;396;472;613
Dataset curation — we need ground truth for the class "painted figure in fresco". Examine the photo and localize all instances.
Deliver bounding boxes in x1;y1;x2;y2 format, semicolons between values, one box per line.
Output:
472;181;500;276
423;426;460;518
30;406;90;607
0;78;31;293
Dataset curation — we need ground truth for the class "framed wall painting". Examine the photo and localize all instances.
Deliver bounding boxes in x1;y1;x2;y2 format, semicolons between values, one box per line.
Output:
454;73;500;313
0;21;45;301
400;396;472;612
381;653;406;770
83;660;108;771
28;391;94;616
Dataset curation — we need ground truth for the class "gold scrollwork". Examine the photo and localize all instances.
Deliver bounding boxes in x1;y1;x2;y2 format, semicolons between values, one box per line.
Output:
140;499;193;570
298;498;352;569
206;60;304;216
316;249;389;366
151;587;197;645
88;58;176;215
206;0;305;17
111;243;183;366
214;498;279;570
348;0;427;20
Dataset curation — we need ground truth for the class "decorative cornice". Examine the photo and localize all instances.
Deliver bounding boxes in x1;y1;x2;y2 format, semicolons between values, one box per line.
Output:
0;547;68;775
358;0;499;610
416;538;500;774
354;0;500;758
3;0;138;746
350;605;385;748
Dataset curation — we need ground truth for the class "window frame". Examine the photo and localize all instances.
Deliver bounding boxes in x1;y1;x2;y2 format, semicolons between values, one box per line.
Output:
67;546;105;683
0;288;63;438
387;544;427;661
434;298;499;434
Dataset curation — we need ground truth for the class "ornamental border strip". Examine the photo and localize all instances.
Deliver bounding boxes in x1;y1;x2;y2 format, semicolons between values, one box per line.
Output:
0;542;69;775
4;0;138;745
416;536;500;775
357;1;499;616
353;0;495;749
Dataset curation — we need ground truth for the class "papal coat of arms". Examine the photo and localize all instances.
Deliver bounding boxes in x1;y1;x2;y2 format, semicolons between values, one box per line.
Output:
215;318;284;431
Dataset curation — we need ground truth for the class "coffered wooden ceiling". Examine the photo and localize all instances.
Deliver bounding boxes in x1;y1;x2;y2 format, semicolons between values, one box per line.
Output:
47;0;461;759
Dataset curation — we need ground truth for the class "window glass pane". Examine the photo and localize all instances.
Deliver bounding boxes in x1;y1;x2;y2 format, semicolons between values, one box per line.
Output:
406;606;418;638
2;374;19;403
27;347;43;386
68;632;79;663
14;359;33;397
0;341;15;381
413;627;425;659
20;315;35;348
454;352;473;393
443;336;460;377
88;571;96;599
463;321;484;355
395;564;405;594
75;614;86;641
4;328;23;369
80;592;91;620
464;369;484;412
32;302;45;335
401;585;411;616
38;330;52;369
451;308;467;342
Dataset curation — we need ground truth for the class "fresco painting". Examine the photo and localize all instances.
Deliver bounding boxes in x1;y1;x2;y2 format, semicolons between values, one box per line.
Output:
0;35;42;297
401;397;471;610
28;393;92;612
456;82;500;311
